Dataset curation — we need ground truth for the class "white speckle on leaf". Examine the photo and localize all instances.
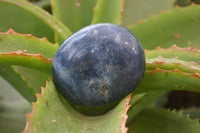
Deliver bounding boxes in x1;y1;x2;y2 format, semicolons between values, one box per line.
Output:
51;120;56;123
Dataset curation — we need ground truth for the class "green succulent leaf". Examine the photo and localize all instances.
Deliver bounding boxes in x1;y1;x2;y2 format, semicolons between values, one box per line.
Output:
30;0;50;8
134;69;200;94
0;53;52;72
175;0;191;7
92;0;125;24
127;108;200;133
127;91;166;123
13;66;51;94
0;29;59;59
146;57;200;74
0;30;54;98
122;0;176;26
0;0;72;44
182;108;200;120
145;45;200;64
51;0;97;32
0;65;36;102
129;5;200;50
24;79;130;133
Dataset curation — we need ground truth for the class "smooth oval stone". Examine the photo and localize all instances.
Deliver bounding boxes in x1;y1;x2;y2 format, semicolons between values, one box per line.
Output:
52;23;145;107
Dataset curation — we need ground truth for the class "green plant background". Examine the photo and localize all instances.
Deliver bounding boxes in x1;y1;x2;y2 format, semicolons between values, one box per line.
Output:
0;0;200;133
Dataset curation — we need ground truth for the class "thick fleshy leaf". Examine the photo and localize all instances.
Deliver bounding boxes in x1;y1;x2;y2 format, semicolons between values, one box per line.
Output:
175;0;191;6
146;57;200;73
51;0;97;32
0;65;36;102
182;108;200;120
127;109;200;133
134;69;200;94
0;0;72;44
0;29;59;59
30;0;50;8
122;0;176;26
0;77;32;133
129;5;200;50
145;45;200;64
92;0;125;24
13;66;51;94
0;53;52;72
127;91;166;123
24;80;131;133
0;30;53;97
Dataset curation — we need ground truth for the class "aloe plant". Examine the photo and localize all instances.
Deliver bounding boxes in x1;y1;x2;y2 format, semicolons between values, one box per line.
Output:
1;0;200;133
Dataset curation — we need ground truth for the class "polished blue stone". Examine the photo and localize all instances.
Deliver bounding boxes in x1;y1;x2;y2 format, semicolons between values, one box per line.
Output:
52;23;145;107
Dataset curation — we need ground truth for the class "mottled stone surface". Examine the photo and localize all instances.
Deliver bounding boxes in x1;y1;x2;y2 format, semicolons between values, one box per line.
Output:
52;23;145;107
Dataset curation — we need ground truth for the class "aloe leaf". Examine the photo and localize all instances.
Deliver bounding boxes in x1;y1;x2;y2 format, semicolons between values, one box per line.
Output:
145;45;200;64
129;5;200;50
24;79;130;133
13;66;51;94
0;0;72;44
31;0;50;8
92;0;125;24
122;0;176;26
134;69;200;94
0;29;59;59
0;30;53;95
0;77;32;133
127;109;200;133
51;0;97;32
0;65;36;102
0;53;52;72
176;0;191;6
182;108;200;120
0;53;52;74
127;91;166;123
146;57;200;73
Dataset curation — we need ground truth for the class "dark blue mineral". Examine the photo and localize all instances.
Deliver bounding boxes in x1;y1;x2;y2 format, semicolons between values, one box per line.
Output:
52;23;145;107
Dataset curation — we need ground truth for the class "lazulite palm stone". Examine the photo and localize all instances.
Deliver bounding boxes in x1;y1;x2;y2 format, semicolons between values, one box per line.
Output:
52;23;145;107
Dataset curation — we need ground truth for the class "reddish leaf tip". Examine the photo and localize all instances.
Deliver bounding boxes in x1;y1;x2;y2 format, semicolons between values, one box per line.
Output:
146;45;200;53
137;20;143;24
120;95;131;133
147;69;200;79
160;10;165;14
23;80;50;132
23;102;36;133
0;52;53;63
195;88;200;91
191;2;196;5
1;29;49;41
175;5;179;8
75;0;81;8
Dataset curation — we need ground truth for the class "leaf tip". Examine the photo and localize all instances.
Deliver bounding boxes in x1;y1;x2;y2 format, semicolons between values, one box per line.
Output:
120;95;131;133
6;29;17;34
191;2;196;5
175;5;180;8
75;0;81;8
160;10;165;14
137;20;144;25
23;102;36;133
